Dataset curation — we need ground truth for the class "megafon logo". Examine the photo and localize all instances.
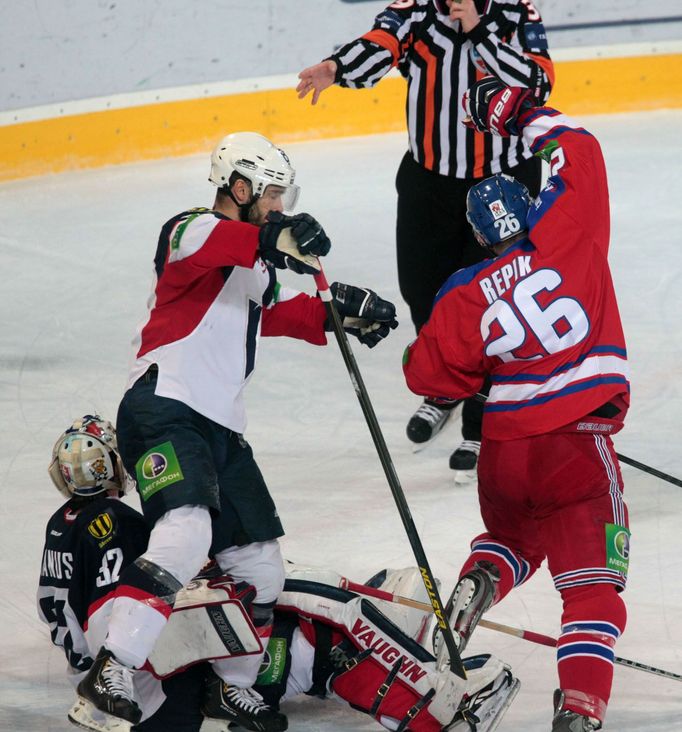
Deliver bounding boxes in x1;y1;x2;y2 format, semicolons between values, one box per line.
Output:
142;452;168;480
614;531;630;560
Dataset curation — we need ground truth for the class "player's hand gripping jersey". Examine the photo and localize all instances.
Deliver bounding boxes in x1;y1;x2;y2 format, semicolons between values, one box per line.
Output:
404;108;630;439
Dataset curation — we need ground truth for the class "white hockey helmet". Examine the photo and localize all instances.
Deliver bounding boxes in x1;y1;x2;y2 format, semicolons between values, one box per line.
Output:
209;131;300;211
48;415;126;499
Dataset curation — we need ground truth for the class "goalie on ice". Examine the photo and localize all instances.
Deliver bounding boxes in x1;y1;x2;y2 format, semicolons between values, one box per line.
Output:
39;415;518;732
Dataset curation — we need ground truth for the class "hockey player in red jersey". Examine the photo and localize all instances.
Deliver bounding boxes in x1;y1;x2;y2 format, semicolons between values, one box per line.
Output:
72;133;400;732
403;77;631;731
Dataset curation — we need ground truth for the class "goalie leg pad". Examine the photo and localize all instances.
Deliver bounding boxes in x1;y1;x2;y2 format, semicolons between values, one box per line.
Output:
447;654;520;732
147;578;262;678
370;567;437;644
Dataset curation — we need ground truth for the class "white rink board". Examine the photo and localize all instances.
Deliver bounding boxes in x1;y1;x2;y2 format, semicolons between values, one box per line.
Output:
0;110;681;730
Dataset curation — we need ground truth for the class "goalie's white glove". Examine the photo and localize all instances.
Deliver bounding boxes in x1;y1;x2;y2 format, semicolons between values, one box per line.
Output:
329;281;399;348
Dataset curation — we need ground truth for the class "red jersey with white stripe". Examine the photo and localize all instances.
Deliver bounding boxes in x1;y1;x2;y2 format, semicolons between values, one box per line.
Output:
127;209;328;432
403;108;630;440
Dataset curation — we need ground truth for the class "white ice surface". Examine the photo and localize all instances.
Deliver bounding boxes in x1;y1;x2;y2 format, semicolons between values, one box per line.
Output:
1;111;681;731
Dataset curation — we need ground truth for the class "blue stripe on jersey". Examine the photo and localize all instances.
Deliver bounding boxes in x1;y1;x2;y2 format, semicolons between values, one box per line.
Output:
485;375;630;412
522;108;560;126
433;259;500;306
472;541;524;585
557;642;614;663
562;621;621;639
531;125;593;154
527;175;565;231
490;346;628;384
433;240;533;306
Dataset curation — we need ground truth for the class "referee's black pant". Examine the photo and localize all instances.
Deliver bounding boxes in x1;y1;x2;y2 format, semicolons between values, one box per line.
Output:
395;152;543;441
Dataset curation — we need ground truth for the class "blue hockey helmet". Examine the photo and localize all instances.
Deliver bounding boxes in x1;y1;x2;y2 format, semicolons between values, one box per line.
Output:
466;173;532;251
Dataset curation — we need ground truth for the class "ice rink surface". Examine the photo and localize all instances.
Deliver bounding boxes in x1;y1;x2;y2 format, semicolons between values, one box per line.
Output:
1;110;681;731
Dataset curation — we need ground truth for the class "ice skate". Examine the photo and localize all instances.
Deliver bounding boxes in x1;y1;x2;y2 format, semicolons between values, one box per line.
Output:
552;690;602;731
434;562;499;666
450;440;480;484
407;400;458;449
201;670;288;731
70;648;141;730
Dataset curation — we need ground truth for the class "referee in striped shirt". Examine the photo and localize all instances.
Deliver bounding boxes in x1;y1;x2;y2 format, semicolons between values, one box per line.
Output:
298;0;554;476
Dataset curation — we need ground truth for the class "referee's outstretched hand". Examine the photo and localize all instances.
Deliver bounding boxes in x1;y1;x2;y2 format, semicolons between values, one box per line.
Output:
297;60;337;105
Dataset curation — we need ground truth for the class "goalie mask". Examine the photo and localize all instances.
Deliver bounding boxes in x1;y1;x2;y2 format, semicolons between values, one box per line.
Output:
466;173;532;251
48;415;126;499
209;132;300;215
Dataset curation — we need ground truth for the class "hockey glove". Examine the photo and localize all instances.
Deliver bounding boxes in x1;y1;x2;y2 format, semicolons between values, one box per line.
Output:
329;282;399;348
462;76;535;137
259;211;331;275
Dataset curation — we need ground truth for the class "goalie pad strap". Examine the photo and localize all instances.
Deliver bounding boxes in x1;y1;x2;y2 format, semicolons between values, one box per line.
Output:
370;656;403;717
307;621;334;698
396;688;436;732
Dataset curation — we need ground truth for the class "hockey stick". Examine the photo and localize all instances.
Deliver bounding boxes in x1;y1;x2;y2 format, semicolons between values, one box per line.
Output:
340;580;682;682
615;453;682;489
314;265;467;680
476;619;682;682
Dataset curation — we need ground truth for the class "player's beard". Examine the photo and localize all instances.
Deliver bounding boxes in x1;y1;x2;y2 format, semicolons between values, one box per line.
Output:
247;197;270;227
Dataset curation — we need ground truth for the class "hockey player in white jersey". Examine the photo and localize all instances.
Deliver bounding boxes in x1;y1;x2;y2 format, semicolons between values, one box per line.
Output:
72;132;400;732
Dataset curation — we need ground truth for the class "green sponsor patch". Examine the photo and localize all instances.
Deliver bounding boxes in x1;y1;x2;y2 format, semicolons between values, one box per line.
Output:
535;139;559;163
135;441;184;501
256;637;287;686
605;523;630;575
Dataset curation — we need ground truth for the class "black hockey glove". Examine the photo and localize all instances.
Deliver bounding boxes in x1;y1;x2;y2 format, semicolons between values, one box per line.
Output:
329;282;399;348
462;76;536;137
258;211;331;275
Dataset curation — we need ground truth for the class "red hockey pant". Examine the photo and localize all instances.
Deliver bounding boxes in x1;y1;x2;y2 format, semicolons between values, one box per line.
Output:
459;431;629;722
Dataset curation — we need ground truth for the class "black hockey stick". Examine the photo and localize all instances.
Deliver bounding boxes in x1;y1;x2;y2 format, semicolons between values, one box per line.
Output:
616;453;682;489
314;266;467;680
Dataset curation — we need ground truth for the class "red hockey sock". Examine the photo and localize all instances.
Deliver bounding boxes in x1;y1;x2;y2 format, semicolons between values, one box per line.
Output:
459;533;538;602
557;584;626;722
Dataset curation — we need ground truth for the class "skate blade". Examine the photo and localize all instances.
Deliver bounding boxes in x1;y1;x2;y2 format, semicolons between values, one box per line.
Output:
68;697;133;732
199;719;231;731
453;469;477;485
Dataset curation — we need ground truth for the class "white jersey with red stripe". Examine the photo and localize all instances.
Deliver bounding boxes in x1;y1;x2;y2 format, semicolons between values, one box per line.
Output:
127;208;328;432
404;108;629;440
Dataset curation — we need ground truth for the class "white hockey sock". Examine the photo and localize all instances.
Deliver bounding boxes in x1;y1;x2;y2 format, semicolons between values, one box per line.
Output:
106;596;168;669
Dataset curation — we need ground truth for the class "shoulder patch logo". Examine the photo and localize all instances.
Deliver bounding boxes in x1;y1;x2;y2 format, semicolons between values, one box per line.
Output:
88;512;113;540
